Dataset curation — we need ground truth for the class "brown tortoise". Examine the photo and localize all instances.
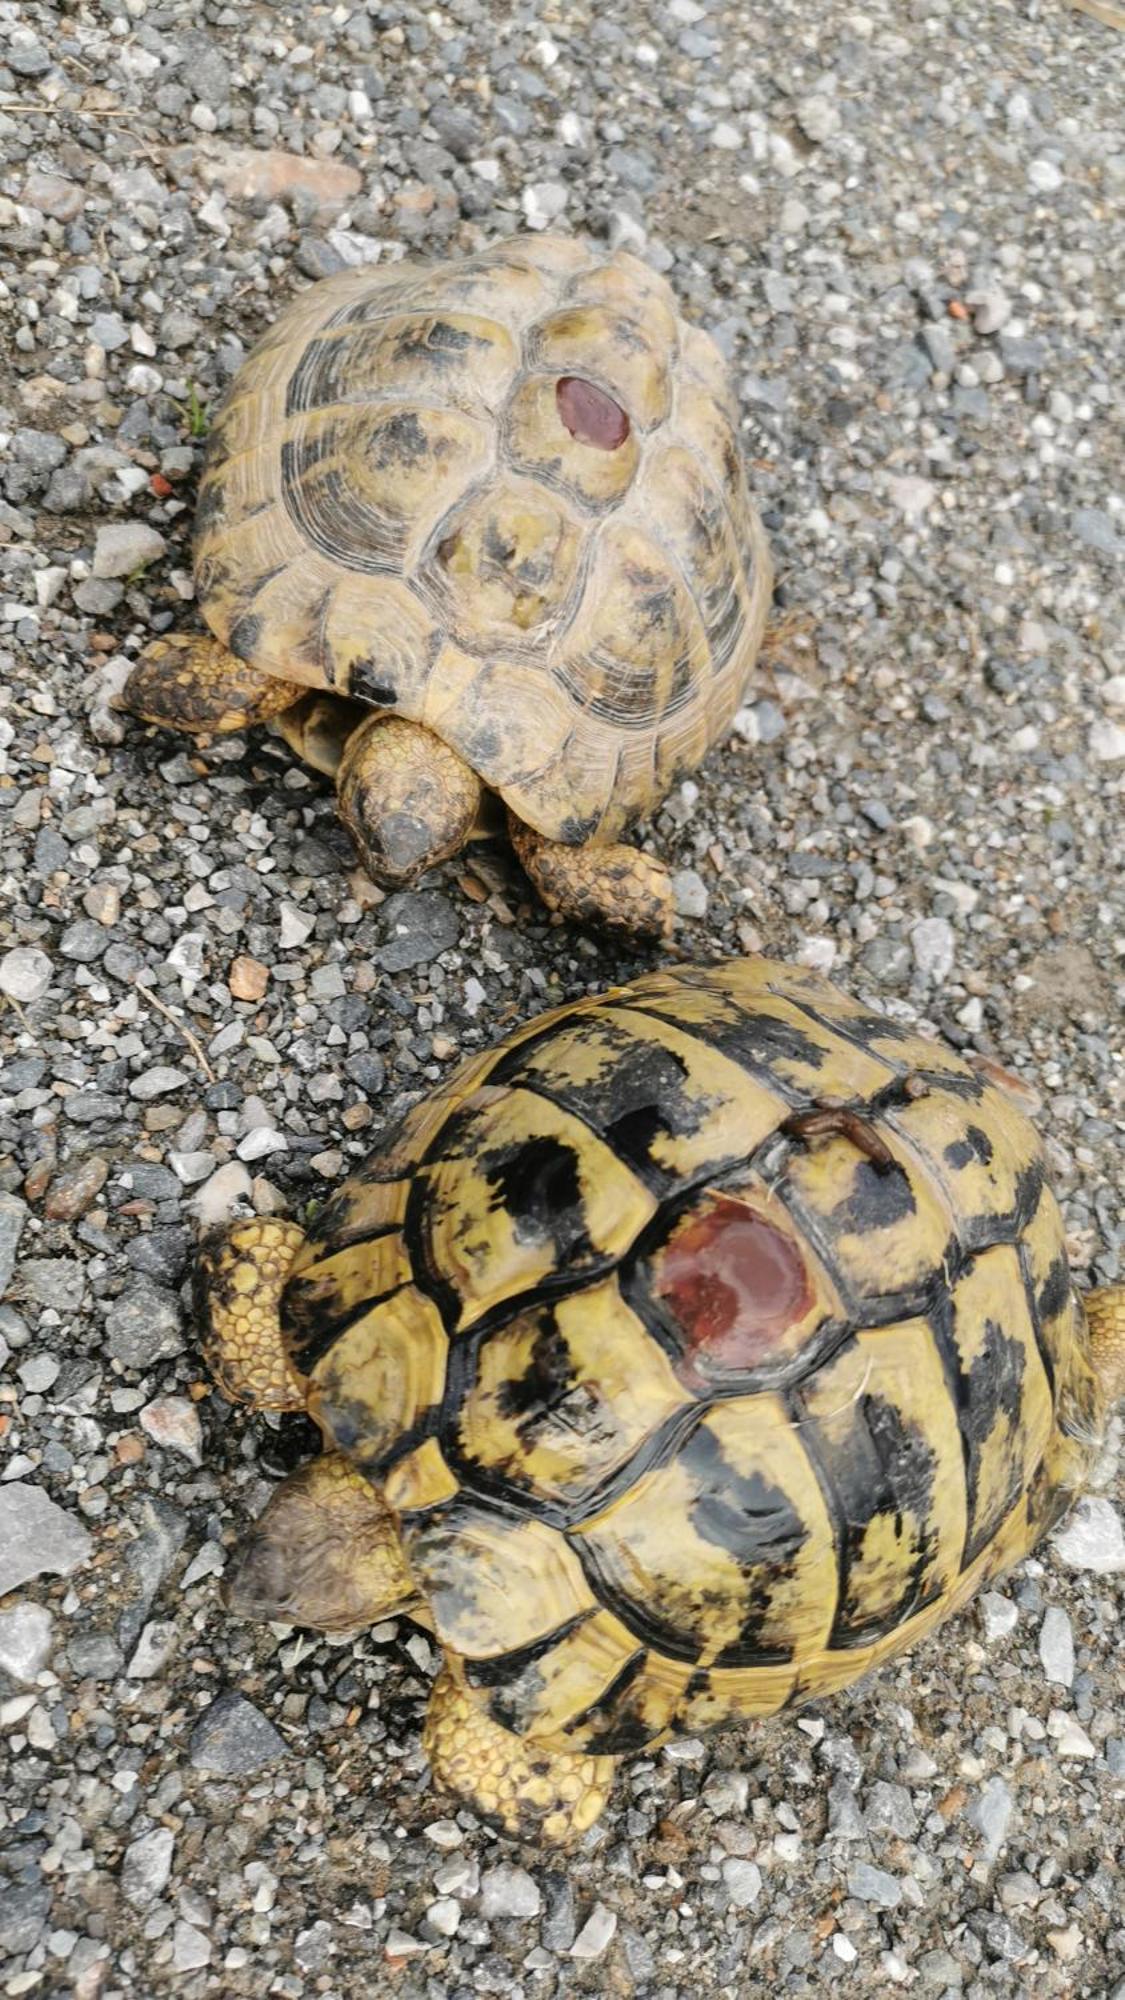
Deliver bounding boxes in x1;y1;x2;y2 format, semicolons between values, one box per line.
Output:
118;234;773;936
196;957;1125;1845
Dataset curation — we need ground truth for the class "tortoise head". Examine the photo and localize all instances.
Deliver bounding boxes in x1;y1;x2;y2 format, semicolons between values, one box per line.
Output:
224;1454;416;1633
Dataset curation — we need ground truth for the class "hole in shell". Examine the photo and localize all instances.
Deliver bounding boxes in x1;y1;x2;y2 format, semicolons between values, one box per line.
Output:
652;1196;813;1375
556;376;631;451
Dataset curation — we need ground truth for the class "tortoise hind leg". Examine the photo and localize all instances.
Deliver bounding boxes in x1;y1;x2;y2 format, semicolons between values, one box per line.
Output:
508;813;673;940
225;1455;416;1631
423;1664;616;1847
119;634;302;735
1087;1284;1125;1403
336;714;482;887
195;1218;307;1410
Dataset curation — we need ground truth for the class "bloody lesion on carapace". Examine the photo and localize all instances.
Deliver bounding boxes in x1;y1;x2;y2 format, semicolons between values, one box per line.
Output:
648;1195;815;1381
556;377;631;451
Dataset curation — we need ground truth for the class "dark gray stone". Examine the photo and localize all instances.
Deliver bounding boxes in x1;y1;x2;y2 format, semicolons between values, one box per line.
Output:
190;1691;289;1775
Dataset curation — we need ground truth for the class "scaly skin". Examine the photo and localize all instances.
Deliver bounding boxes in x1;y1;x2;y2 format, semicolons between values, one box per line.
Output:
120;633;302;734
423;1664;616;1848
507;811;674;939
1087;1285;1125;1402
195;1218;307;1409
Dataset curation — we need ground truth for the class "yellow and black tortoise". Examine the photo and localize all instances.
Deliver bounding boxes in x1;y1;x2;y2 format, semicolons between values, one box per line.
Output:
198;958;1124;1844
119;234;772;937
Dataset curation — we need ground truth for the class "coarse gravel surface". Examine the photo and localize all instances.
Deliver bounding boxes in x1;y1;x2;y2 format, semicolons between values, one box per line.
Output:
1;0;1124;1996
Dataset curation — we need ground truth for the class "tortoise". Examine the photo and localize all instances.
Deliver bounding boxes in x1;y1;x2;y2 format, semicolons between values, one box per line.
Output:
118;234;773;937
196;956;1124;1844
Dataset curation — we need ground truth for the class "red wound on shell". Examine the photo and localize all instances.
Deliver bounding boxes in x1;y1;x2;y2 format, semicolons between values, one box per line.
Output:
653;1197;812;1375
556;376;631;450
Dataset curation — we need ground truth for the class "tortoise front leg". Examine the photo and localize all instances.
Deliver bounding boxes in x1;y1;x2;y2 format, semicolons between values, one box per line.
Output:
119;633;303;735
335;714;483;888
195;1218;308;1411
508;813;673;939
423;1664;616;1847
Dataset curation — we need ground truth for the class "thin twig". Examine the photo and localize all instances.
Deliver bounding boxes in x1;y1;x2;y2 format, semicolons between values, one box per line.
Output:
138;983;217;1083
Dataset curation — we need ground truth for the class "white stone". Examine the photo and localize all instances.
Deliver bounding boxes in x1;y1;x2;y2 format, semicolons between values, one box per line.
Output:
966;286;1011;335
479;1864;541;1919
884;473;937;521
722;1858;762;1908
1050;1713;1096;1759
910;916;955;982
1101;675;1125;708
1038;1606;1075;1687
279;901;316;948
1089;719;1125;762
570;1904;618;1959
1028;157;1064;193
1052;1496;1125;1573
521;181;568;231
426;1897;460;1936
672;869;709;919
0;1603;54;1683
92;522;166;578
127;1621;178;1679
192;1161;253;1227
0;946;52;1003
796;94;840;143
140;1395;203;1466
237;1127;290;1162
711;122;743;150
122;1827;175;1908
34;566;67;611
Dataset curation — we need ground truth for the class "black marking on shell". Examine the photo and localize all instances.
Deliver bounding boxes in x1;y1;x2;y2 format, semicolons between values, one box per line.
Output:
568;1419;811;1669
566;1650;652;1753
1038;1254;1073;1327
443;1329;708;1531
488;1027;727;1197
626;999;828;1098
793;1378;943;1648
282;1276;409;1373
830;1157;918;1236
227;613;263;664
1017;1239;1058;1406
929;1284;1029;1570
481;1131;593;1260
349;658;399;707
461;1612;592;1691
944;1125;995;1171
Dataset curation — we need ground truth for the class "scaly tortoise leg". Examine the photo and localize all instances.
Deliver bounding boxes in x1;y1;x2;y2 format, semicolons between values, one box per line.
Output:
335;714;482;888
1086;1284;1125;1402
507;812;673;940
195;1218;308;1410
224;1454;416;1631
423;1664;616;1847
119;633;303;734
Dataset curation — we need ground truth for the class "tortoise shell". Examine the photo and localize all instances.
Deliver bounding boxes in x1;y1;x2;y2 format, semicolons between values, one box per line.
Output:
280;959;1100;1753
192;234;772;844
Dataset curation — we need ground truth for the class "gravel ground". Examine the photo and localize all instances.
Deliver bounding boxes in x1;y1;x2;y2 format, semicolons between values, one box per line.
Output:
2;0;1124;1994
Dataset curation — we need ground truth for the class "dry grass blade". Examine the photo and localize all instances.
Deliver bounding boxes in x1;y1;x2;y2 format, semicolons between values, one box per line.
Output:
1068;0;1125;26
137;982;218;1083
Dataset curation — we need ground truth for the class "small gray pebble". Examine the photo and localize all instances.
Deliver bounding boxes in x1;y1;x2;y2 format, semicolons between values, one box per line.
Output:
847;1861;902;1907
